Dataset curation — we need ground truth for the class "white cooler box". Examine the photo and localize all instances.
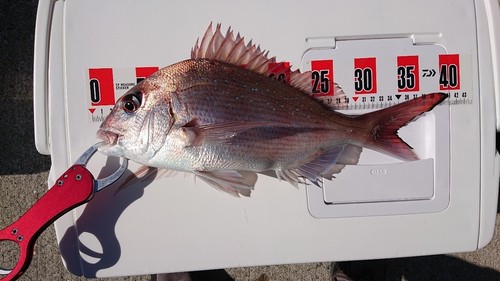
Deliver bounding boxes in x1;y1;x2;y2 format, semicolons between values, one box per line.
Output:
33;0;500;278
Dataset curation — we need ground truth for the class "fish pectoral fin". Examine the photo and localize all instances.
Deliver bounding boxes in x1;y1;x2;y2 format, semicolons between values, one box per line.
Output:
294;144;362;186
194;170;257;197
182;121;287;146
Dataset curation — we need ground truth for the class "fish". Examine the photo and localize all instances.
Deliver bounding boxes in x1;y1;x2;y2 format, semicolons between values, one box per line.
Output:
97;23;447;197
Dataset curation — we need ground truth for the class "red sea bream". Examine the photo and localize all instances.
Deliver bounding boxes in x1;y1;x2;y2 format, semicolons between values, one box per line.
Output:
97;23;447;196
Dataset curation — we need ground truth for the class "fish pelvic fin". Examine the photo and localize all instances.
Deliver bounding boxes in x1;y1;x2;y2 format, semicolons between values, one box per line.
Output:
194;170;257;197
192;23;347;106
115;165;177;194
361;93;448;161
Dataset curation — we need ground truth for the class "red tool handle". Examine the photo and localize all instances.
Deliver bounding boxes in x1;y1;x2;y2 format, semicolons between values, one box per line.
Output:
0;165;95;281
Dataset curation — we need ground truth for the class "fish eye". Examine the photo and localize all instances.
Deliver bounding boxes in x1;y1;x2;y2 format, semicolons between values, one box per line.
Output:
121;92;143;113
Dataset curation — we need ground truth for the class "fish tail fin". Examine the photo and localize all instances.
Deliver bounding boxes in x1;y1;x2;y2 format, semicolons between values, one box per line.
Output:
361;93;447;161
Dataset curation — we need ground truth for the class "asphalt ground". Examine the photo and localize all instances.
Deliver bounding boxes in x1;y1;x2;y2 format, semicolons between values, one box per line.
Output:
0;1;499;280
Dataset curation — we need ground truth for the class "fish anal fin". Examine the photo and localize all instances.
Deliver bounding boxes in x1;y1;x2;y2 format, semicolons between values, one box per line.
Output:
293;144;363;185
194;170;257;197
274;169;306;188
337;144;362;165
321;144;363;180
292;145;345;185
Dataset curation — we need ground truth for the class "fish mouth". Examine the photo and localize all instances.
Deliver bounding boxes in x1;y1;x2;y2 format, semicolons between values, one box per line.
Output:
96;128;127;158
97;128;120;146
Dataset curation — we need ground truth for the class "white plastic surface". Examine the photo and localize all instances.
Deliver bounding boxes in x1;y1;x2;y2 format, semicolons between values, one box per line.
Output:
33;0;499;278
324;159;434;204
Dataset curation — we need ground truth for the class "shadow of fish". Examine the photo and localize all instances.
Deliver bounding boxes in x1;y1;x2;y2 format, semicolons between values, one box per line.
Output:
97;23;447;197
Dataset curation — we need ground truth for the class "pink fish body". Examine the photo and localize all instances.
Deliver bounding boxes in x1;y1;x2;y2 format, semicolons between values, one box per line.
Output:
97;23;447;196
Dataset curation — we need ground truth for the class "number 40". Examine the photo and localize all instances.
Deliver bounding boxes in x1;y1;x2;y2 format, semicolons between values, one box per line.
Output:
439;64;459;89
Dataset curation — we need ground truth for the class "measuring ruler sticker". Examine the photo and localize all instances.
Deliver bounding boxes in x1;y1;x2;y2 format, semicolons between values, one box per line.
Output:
397;55;420;92
301;38;473;111
354;57;377;94
86;66;158;123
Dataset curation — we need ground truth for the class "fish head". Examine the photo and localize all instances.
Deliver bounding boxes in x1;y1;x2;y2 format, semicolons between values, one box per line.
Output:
97;75;174;162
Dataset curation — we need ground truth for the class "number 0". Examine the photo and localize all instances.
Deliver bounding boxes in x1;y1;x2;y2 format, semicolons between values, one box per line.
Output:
89;79;101;103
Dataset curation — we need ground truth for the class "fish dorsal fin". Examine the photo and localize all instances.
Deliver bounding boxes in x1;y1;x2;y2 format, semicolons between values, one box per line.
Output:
192;23;348;109
192;23;276;76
